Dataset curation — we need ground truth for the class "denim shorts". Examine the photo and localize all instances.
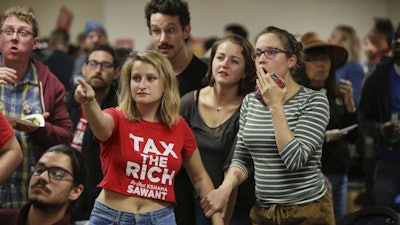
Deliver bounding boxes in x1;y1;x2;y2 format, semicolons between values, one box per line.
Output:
89;201;176;225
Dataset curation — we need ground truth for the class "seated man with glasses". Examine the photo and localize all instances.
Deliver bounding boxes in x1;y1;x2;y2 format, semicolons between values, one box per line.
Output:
0;144;86;225
0;6;73;209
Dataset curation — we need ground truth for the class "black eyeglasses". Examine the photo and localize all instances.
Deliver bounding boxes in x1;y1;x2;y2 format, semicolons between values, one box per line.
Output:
32;163;74;181
253;47;291;60
86;60;114;70
0;28;33;39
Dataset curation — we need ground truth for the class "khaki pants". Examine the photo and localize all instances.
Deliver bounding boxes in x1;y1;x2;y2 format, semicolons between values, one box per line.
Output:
249;191;335;225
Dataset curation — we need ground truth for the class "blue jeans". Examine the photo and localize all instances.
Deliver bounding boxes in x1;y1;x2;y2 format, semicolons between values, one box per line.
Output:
89;201;176;225
325;174;348;224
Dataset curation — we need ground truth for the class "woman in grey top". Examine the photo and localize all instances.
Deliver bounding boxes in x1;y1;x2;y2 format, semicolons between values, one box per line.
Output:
202;26;335;225
180;35;256;225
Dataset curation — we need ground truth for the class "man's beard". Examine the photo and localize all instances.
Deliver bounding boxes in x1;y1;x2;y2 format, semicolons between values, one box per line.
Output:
92;85;108;92
89;78;108;92
30;198;64;211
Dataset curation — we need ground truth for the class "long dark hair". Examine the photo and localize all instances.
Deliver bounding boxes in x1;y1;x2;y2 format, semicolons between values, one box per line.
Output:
203;35;256;96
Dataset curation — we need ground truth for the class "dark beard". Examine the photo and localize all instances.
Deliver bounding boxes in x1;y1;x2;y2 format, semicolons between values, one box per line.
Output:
92;85;108;92
30;198;64;211
88;78;109;92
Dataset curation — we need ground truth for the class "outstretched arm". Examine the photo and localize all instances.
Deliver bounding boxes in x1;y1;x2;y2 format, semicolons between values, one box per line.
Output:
74;78;114;141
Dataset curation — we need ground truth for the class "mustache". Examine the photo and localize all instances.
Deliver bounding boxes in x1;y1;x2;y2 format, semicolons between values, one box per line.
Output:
158;43;173;49
31;183;51;193
89;75;104;82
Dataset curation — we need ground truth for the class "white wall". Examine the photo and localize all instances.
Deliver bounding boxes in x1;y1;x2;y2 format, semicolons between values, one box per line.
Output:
104;0;392;55
388;0;400;27
1;0;398;60
0;0;105;43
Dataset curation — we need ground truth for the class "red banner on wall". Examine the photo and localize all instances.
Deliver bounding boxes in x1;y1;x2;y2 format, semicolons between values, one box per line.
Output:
56;6;73;31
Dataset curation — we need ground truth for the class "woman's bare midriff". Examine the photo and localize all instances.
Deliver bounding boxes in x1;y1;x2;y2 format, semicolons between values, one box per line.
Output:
96;189;172;213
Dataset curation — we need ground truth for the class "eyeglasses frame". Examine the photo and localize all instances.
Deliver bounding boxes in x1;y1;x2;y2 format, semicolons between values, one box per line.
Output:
253;47;291;60
0;28;34;39
32;163;74;181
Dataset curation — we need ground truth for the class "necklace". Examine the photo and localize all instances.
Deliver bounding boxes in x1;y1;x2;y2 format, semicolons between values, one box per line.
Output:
216;102;237;112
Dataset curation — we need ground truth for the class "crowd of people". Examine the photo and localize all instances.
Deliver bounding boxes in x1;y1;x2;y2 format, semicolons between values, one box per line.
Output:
0;1;399;225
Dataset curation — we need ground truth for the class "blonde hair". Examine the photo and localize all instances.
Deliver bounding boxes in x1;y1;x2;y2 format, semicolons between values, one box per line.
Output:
1;6;39;37
118;50;180;127
335;25;360;62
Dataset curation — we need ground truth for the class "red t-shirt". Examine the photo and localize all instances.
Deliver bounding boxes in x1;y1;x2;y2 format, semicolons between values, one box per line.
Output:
0;112;14;146
98;108;197;204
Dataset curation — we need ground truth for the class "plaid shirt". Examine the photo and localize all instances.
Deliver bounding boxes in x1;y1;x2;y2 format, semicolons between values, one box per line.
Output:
0;60;43;208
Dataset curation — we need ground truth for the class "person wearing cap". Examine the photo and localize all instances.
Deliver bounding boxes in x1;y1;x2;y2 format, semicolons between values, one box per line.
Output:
71;20;108;85
203;26;335;225
295;31;358;223
358;23;400;211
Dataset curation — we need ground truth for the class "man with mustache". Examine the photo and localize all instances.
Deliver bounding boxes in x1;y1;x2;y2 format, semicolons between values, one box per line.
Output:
66;44;120;223
144;1;208;224
145;0;207;97
359;22;400;211
0;144;86;225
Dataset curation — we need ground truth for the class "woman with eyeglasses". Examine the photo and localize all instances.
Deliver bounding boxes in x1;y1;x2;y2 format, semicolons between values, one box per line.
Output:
202;26;335;225
74;50;223;225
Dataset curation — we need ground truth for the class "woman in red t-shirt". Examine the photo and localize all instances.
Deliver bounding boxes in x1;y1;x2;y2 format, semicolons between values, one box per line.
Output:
74;50;223;225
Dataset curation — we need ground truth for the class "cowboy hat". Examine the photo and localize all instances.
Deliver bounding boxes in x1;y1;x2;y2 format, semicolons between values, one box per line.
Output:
301;32;348;70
